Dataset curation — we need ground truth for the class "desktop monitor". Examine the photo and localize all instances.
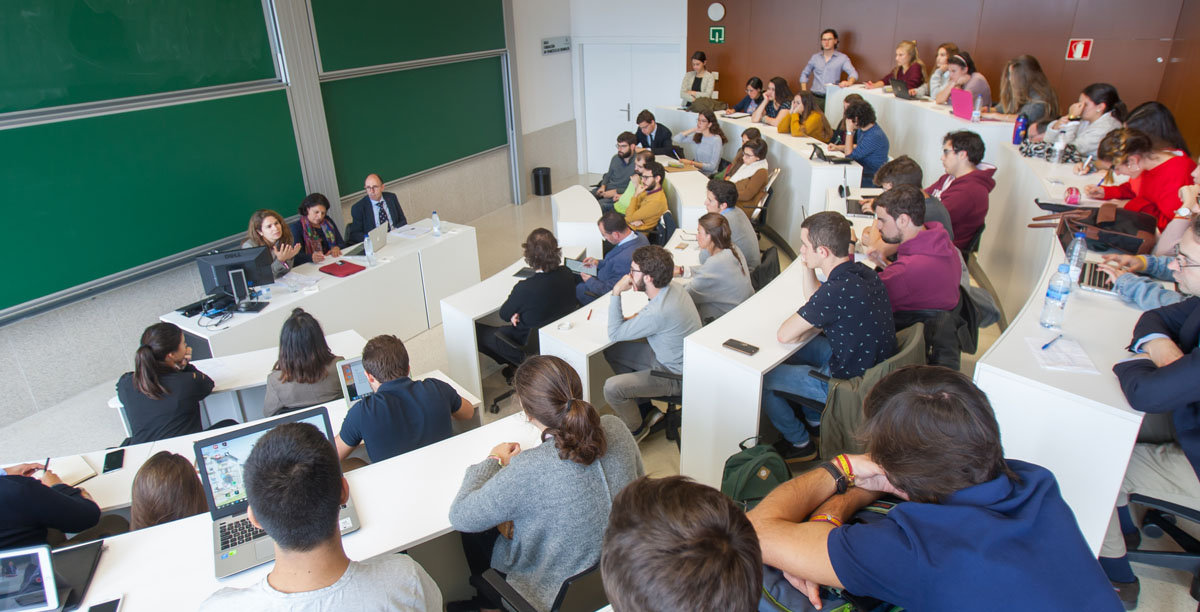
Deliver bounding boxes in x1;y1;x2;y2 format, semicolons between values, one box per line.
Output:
195;246;274;297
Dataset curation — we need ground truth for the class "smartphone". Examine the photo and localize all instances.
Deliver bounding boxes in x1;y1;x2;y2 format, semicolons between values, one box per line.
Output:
722;339;760;356
88;598;122;612
102;449;125;474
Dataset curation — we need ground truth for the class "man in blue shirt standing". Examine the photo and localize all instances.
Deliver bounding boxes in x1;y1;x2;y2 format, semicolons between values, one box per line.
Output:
798;29;858;111
748;366;1123;612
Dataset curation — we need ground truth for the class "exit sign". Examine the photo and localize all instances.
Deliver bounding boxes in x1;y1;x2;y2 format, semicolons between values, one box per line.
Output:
709;26;725;44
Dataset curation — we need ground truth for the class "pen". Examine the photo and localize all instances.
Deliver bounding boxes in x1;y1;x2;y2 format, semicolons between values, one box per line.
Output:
43;457;50;475
586;309;593;321
1041;334;1063;350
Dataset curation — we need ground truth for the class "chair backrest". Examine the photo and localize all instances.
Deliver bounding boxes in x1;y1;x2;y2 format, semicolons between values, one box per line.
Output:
751;246;781;291
964;222;986;256
653;209;677;246
818;323;927;460
550;563;608;612
751;168;782;227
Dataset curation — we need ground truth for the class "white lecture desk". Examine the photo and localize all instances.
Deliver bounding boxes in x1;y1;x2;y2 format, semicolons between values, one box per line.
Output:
655;107;863;252
77;412;542;611
160;218;480;358
655;154;709;232
35;370;480;514
439;249;586;401
539;230;703;408
552;186;604;258
107;330;369;435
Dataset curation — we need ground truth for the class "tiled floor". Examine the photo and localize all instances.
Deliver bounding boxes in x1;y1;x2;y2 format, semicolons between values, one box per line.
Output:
4;179;1198;609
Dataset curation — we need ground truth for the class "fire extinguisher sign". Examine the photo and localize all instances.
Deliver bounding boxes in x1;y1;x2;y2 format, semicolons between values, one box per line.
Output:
1066;39;1093;61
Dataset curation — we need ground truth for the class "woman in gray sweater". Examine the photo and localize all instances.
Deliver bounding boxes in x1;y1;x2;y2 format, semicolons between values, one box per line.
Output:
448;355;643;612
672;110;728;175
678;213;754;322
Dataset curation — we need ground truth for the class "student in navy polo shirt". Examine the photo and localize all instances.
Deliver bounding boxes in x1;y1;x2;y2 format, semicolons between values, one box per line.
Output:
761;211;896;462
749;366;1123;612
335;335;474;464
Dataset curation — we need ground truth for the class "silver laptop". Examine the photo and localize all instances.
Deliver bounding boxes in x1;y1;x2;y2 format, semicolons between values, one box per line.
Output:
194;406;361;578
336;356;373;406
343;223;389;256
1054;222;1116;295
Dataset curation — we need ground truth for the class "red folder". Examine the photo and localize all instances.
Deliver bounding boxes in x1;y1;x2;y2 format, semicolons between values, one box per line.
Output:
318;260;365;277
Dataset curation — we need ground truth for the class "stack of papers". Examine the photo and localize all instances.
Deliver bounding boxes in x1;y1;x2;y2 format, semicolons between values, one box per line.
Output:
395;226;431;239
1024;337;1100;374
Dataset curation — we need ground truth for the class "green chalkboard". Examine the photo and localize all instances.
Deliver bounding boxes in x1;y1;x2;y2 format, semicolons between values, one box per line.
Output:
321;57;508;194
0;1;276;113
310;0;505;72
0;90;305;311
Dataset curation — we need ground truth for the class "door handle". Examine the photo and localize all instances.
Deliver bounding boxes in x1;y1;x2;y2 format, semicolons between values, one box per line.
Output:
618;103;630;121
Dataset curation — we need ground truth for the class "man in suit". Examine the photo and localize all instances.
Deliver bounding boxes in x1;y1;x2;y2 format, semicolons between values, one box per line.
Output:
635;110;674;157
1102;216;1200;609
576;211;650;305
347;173;408;245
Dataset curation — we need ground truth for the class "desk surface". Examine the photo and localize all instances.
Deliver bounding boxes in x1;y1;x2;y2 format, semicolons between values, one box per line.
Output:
79;412;544;611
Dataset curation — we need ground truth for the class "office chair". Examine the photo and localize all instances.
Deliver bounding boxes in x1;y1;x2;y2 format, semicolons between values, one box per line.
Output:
963;223;1008;332
645;370;684;449
478;563;608;612
772;324;925;459
650;209;677;247
749;168;782;235
1126;493;1200;604
751;246;781;291
487;330;541;414
891;286;980;371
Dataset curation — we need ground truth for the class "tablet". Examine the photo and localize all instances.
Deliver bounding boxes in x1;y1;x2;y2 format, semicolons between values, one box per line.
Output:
0;545;58;612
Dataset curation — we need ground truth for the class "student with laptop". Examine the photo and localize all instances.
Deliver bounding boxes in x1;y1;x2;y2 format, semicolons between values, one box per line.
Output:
926;130;997;252
199;421;441;610
859;185;961;313
476;229;578;368
829;100;889;188
0;461;126;550
117;322;225;445
576;211;650;305
861;156;955;242
934;52;991;109
601;476;762;612
264;308;345;417
760;212;896;462
334;335;474;464
448;355;642;611
863;40;926;95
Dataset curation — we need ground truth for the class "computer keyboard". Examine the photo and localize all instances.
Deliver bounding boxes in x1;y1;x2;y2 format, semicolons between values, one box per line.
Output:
219;517;267;550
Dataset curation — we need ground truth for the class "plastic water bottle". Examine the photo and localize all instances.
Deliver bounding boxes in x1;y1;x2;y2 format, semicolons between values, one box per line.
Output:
364;234;377;266
432;211;443;237
1039;264;1072;329
970;95;981;123
1051;133;1068;164
1066;231;1087;285
1013;114;1028;144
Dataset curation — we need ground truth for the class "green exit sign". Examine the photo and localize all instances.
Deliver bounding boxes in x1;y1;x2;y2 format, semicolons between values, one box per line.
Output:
709;26;725;44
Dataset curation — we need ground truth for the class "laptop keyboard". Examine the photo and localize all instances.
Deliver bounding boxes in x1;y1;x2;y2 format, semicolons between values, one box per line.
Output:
1080;262;1114;292
219;517;268;550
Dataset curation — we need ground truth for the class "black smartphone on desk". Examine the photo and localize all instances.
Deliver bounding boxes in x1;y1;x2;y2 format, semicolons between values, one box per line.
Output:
722;339;760;356
102;448;124;474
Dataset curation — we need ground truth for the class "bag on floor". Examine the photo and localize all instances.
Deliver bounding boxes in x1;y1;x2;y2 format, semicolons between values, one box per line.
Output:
722;437;791;511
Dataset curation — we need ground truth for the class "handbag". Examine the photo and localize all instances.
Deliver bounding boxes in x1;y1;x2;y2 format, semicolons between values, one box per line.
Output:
1028;201;1158;255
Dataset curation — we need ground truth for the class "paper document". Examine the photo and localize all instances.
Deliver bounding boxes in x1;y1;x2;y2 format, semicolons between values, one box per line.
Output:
50;455;97;487
395;225;431;239
724;112;751;119
1024;337;1100;374
192;359;233;382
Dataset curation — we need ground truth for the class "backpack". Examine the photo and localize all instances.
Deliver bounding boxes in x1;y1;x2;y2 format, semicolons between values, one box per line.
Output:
722;437;791;510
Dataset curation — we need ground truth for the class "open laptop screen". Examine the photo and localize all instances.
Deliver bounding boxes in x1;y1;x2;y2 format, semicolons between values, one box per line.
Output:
194;407;333;519
338;357;373;404
0;545;57;612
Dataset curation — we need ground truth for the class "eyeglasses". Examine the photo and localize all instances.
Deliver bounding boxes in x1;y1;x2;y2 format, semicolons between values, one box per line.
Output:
1174;244;1200;268
941;148;955;156
630;266;643;275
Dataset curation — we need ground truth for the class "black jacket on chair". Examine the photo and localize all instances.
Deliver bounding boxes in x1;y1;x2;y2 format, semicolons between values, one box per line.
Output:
500;267;580;344
347;192;407;244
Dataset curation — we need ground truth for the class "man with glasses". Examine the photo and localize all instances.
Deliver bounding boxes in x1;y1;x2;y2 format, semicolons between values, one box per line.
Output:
1102;214;1200;608
798;29;858;111
595;132;639;212
603;245;701;440
926;131;996;252
625;161;668;233
347;173;408;245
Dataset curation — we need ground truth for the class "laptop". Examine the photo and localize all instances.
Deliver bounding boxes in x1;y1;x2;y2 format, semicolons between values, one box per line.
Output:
950;88;975;120
194;406;361;578
343;223;389;256
336;357;373;406
845;197;872;217
809;143;852;165
1054;222;1116;295
888;78;915;100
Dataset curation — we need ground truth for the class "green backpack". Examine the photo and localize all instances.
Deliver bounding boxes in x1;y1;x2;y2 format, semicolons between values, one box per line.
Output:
721;437;792;510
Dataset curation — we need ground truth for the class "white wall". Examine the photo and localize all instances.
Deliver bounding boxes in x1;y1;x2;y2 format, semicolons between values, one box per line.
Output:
511;0;575;134
568;0;687;40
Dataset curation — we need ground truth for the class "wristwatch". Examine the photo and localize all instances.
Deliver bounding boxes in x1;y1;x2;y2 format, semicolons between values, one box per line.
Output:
819;461;850;494
1175;206;1193;219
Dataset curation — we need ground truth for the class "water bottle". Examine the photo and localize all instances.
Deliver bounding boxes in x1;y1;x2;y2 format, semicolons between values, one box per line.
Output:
1013;114;1028;144
970;95;981;123
1051;133;1068;165
1039;264;1072;329
1066;231;1087;285
432;211;443;237
364;234;377;266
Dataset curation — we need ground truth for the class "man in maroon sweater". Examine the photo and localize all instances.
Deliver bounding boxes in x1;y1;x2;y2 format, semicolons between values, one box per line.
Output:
926;130;996;252
861;185;961;312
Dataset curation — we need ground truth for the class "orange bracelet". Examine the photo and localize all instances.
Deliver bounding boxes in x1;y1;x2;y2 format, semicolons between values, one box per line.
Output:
834;454;855;485
810;513;843;527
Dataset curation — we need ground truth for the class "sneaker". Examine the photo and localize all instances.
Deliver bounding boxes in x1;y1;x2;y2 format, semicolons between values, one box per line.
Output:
632;410;664;443
776;440;818;463
1112;578;1139;610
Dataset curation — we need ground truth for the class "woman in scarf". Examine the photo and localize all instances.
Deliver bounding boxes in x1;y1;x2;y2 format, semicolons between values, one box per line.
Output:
289;193;346;265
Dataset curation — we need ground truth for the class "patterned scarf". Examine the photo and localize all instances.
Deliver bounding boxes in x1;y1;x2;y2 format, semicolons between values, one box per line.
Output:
300;216;337;255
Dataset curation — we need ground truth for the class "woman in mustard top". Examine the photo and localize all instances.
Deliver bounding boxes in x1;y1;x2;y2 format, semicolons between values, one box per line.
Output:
781;90;833;142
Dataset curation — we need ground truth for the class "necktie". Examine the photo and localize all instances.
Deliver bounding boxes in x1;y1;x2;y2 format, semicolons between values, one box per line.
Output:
377;202;390;231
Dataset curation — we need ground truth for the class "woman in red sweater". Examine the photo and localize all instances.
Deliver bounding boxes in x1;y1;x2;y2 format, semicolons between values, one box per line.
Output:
1085;128;1197;230
865;40;926;95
